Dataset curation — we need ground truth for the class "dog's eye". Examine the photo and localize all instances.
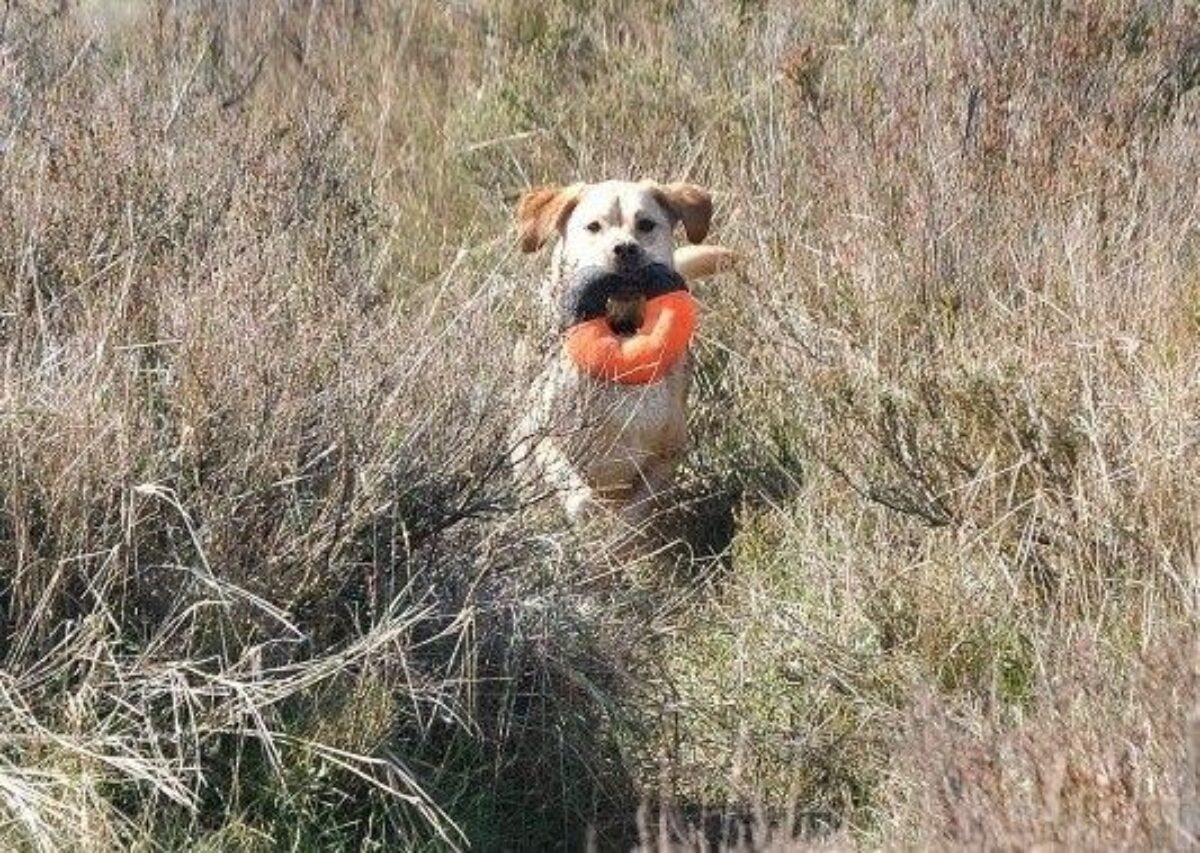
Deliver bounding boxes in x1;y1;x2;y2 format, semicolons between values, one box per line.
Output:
586;221;602;233
636;218;656;233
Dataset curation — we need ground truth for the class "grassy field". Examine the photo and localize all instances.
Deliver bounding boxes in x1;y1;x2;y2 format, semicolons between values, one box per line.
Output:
2;0;1199;849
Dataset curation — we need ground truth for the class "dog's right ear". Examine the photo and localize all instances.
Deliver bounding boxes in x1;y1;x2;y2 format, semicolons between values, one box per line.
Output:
652;182;713;245
517;184;583;253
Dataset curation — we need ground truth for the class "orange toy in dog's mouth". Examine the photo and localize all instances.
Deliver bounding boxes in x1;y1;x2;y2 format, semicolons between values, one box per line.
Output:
564;290;698;385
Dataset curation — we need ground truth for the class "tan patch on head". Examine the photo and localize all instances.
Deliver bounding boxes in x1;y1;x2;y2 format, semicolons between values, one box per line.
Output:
650;182;713;244
516;184;584;253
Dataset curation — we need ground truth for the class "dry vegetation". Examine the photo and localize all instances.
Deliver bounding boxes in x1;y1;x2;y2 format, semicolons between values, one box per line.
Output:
1;0;1199;849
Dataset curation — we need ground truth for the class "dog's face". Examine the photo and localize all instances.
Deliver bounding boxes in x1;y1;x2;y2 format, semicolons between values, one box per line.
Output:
517;180;712;329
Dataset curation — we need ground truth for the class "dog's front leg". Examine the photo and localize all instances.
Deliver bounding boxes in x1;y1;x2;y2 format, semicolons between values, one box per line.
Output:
512;430;597;522
543;442;598;522
618;450;682;529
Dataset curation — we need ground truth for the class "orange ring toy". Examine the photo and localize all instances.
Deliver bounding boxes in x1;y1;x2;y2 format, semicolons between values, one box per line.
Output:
564;291;698;385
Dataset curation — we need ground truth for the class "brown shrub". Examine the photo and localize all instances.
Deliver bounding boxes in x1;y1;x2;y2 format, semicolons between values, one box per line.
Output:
2;0;1199;849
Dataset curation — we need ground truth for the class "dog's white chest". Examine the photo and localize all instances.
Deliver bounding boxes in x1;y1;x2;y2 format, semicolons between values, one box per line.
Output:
515;350;689;495
550;354;690;494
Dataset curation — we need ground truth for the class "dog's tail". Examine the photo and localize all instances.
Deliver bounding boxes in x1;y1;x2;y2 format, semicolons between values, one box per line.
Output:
674;245;738;281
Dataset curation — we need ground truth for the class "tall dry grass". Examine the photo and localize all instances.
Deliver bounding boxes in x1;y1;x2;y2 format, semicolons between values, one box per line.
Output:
1;0;1199;849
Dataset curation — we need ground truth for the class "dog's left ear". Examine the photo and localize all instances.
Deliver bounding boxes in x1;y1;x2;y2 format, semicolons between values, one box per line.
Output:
517;184;584;253
652;182;713;244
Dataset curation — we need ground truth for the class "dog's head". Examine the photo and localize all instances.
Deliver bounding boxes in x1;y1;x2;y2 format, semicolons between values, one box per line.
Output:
517;180;712;331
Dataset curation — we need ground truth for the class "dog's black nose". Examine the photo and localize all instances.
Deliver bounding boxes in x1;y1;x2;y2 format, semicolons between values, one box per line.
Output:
613;242;642;264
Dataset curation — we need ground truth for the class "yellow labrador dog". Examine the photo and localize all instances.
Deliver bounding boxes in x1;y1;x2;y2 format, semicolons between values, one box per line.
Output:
512;179;734;523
